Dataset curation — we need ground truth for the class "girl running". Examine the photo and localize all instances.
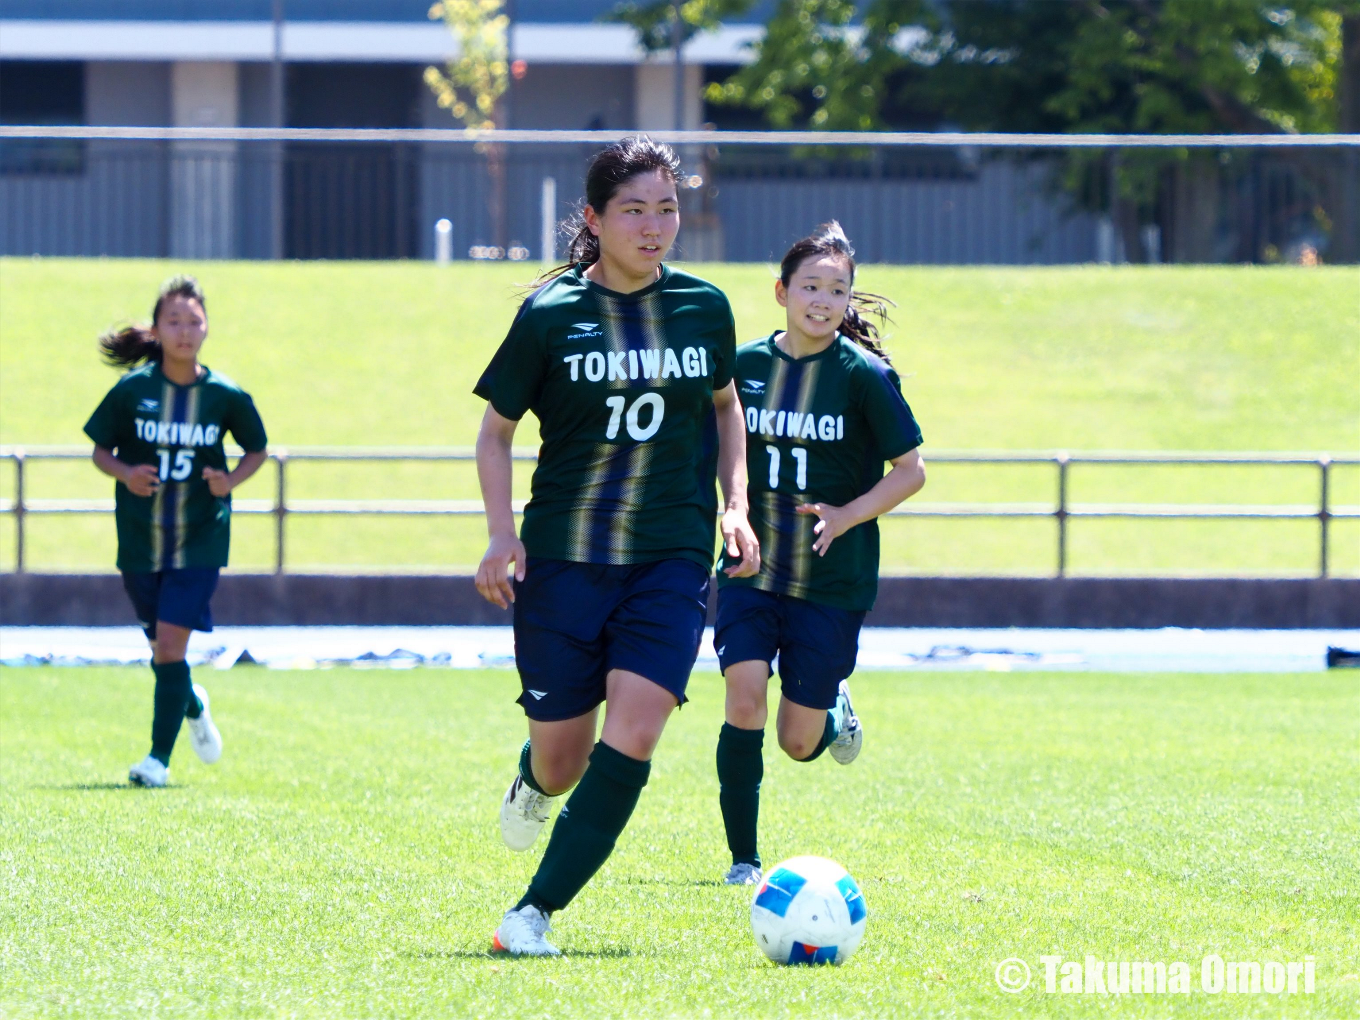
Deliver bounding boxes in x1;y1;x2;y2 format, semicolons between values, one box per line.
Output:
83;276;268;788
473;136;760;955
713;222;926;885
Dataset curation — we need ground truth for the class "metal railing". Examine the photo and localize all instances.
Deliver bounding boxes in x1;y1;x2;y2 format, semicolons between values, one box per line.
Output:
1;446;1355;577
2;127;1357;264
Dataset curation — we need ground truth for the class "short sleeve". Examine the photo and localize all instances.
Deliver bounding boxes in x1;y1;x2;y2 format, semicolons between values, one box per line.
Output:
473;297;547;421
83;385;124;449
711;306;737;390
226;391;268;452
859;359;923;461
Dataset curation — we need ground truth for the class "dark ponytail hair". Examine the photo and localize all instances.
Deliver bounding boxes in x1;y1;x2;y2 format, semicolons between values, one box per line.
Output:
99;275;207;368
535;135;683;285
779;221;894;363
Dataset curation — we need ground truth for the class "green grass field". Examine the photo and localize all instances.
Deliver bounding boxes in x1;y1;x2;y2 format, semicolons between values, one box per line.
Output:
1;667;1357;1018
1;259;1357;575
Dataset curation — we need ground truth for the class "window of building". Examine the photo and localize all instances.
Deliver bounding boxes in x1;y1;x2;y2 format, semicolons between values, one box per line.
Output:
0;60;86;174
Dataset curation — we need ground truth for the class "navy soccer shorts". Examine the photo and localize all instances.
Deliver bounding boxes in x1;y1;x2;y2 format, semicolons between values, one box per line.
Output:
121;568;220;640
511;557;711;721
714;585;866;711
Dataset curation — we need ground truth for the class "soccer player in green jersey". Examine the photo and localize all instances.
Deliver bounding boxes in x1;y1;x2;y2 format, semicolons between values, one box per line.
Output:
473;137;761;955
83;276;268;788
713;222;927;885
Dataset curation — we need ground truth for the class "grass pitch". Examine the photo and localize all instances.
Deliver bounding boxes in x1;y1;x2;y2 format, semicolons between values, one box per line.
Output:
1;259;1357;575
1;666;1357;1018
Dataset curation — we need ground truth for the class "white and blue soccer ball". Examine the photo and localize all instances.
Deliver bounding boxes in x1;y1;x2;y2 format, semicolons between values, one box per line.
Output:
750;855;868;965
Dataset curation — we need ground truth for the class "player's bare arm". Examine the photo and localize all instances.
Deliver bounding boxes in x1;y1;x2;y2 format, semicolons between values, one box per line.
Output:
797;448;925;557
202;450;267;497
93;445;159;496
714;380;761;578
474;403;525;609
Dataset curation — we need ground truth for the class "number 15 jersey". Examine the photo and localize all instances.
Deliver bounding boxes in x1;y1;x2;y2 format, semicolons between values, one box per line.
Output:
475;265;736;570
83;362;268;572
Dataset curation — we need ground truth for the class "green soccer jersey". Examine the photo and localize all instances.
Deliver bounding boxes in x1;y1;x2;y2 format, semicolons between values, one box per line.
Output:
718;333;923;611
83;363;268;572
475;264;736;569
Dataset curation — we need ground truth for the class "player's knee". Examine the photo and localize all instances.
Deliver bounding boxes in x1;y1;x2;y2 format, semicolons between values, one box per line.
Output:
776;726;817;761
726;694;765;729
602;718;666;762
533;749;590;795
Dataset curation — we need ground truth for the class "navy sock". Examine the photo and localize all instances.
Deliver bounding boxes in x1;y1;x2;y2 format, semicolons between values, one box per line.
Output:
149;660;192;765
796;712;839;763
518;739;549;796
522;741;650;913
716;722;764;868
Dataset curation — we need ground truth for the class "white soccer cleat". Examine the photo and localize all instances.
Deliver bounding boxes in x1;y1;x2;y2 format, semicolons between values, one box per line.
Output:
499;774;558;852
128;754;169;787
186;683;222;765
491;905;560;956
724;862;763;886
829;680;863;765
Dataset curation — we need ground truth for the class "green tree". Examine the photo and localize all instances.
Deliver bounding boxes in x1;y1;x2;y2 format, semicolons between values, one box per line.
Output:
424;0;512;248
701;0;1352;261
606;0;760;52
709;0;1343;135
424;0;509;131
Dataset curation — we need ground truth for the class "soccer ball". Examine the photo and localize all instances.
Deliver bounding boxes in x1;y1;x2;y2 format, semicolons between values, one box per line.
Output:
750;855;867;965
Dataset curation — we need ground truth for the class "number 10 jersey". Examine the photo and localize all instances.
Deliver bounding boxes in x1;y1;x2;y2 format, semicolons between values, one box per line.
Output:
475;265;737;570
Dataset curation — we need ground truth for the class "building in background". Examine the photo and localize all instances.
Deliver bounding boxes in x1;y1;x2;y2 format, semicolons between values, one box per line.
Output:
6;1;1324;263
2;0;785;259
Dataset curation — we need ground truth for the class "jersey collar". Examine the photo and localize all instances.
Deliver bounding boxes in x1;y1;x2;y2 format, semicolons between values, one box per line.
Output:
153;362;209;389
575;262;671;300
768;330;842;364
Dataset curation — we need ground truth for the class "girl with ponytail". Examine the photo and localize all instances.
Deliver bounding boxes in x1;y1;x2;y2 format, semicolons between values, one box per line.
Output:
710;222;928;887
83;275;269;789
473;136;759;955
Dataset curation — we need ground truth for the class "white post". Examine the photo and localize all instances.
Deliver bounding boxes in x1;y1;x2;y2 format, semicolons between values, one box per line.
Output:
540;176;557;267
434;218;453;264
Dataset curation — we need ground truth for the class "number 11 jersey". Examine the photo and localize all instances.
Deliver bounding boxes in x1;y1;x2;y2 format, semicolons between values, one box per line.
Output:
475;265;736;570
718;333;923;611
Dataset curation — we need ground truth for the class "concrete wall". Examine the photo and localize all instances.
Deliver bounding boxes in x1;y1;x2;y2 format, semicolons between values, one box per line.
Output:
4;575;1357;629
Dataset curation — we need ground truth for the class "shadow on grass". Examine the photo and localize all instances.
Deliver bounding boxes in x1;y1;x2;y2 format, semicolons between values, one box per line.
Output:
410;948;636;960
33;782;187;792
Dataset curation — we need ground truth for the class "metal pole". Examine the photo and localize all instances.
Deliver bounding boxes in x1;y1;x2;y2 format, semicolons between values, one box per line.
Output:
271;0;285;128
504;0;516;130
14;451;24;574
1318;456;1331;578
270;0;286;260
274;452;287;575
540;176;556;267
672;2;684;131
1056;453;1069;578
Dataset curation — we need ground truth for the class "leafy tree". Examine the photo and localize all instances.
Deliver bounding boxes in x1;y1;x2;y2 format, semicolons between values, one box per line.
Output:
425;0;511;247
708;0;1343;134
424;0;509;131
695;0;1352;260
606;0;761;52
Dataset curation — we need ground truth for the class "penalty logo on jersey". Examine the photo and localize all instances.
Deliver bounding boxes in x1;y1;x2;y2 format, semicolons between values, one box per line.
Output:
741;379;767;394
137;398;160;412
